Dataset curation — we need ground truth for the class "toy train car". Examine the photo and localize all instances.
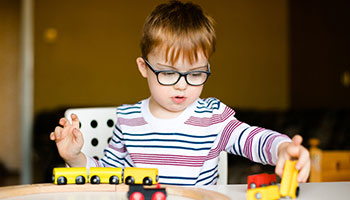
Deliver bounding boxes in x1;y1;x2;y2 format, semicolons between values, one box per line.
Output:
247;160;300;200
128;185;167;200
247;185;280;200
247;173;277;189
52;167;158;185
280;160;300;199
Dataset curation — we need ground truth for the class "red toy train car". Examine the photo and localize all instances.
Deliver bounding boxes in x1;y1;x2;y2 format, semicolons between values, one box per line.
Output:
247;173;277;189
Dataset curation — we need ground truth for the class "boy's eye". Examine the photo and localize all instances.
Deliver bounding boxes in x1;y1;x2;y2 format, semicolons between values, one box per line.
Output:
161;71;177;76
189;72;203;77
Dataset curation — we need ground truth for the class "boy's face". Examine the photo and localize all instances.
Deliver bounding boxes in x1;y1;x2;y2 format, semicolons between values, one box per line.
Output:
137;49;209;118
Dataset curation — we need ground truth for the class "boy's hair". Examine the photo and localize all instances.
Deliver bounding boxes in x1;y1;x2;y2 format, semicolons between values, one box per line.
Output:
140;0;216;64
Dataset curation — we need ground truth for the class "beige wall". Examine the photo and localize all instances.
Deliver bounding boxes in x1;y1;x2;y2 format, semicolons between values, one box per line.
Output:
0;0;20;170
34;0;289;114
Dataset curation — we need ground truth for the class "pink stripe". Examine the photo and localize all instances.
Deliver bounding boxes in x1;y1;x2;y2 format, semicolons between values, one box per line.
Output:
118;117;147;126
131;153;206;161
130;153;206;167
206;120;242;160
108;144;127;153
184;107;235;127
133;160;203;167
243;128;265;161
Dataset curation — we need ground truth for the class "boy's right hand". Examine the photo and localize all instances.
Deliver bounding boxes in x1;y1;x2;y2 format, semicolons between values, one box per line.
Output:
50;113;86;167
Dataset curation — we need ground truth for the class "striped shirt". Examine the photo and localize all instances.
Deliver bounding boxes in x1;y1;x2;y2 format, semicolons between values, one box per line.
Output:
86;98;291;185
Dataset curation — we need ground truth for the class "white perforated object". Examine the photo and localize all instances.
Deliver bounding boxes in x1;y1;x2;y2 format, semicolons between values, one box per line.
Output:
64;107;117;160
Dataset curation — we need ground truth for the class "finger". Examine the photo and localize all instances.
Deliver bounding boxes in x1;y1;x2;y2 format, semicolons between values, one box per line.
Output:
59;118;71;127
275;156;287;177
295;147;310;170
286;135;303;158
298;160;310;182
49;132;55;140
73;128;84;145
54;126;63;140
71;114;80;128
292;135;303;146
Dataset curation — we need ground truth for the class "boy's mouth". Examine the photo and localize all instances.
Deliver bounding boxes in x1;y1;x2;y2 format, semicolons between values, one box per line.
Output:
171;96;186;104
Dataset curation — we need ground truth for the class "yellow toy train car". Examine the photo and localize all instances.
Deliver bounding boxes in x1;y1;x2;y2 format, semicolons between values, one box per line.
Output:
280;160;300;198
124;167;159;185
247;185;280;200
53;167;88;185
52;167;158;185
89;167;122;184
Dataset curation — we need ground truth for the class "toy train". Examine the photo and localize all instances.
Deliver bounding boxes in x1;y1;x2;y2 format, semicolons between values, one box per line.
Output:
247;160;300;200
52;167;159;185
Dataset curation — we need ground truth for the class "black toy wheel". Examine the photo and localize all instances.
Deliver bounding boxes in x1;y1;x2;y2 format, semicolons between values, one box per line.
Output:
90;175;100;184
296;186;300;197
109;175;119;184
75;175;86;184
57;176;67;185
125;176;135;185
143;177;153;185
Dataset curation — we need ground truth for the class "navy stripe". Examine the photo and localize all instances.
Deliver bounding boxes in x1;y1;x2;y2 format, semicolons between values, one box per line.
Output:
196;170;217;185
198;165;217;176
113;130;124;141
123;138;214;144
111;138;121;144
159;182;196;186
204;176;217;185
197;100;205;105
114;124;122;133
159;176;197;180
194;110;213;113
126;145;211;151
196;105;210;109
124;157;133;167
237;127;249;157
258;134;263;163
101;152;124;167
261;133;273;164
232;143;238;155
117;111;141;115
123;132;217;138
104;149;125;162
209;102;220;110
118;106;141;111
205;99;215;106
100;159;120;168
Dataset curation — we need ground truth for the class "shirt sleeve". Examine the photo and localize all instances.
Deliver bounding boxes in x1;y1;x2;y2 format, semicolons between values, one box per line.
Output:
221;105;292;165
86;122;128;169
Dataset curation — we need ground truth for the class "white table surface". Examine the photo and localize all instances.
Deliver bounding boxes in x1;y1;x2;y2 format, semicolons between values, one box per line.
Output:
202;182;350;200
2;182;350;200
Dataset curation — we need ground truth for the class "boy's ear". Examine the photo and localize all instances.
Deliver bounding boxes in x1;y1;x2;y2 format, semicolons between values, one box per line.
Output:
136;57;148;78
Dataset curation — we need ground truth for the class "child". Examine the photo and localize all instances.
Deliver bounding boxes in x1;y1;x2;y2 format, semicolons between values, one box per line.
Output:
50;0;310;185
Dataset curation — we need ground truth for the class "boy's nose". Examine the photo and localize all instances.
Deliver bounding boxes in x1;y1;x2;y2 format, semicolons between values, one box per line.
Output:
174;76;188;90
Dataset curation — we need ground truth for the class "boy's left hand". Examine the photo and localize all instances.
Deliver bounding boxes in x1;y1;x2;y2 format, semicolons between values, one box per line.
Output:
275;135;310;182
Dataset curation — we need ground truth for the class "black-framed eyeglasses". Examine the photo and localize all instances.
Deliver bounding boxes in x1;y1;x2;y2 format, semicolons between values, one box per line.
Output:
143;58;211;86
